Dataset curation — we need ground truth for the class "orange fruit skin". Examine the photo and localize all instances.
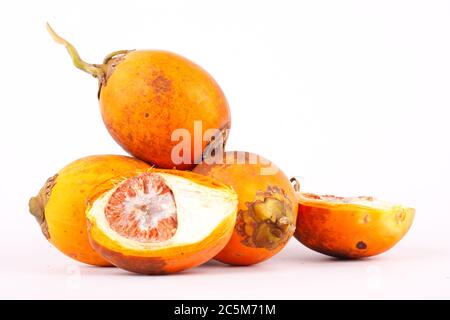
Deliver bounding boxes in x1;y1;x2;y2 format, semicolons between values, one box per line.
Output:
193;152;298;266
88;214;235;275
294;195;415;259
86;169;237;274
99;50;231;170
30;155;151;266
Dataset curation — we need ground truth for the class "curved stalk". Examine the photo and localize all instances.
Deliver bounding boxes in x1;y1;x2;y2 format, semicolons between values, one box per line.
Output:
46;23;105;80
103;50;133;64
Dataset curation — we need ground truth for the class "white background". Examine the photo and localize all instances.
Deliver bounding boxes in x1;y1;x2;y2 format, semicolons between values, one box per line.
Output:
1;0;449;299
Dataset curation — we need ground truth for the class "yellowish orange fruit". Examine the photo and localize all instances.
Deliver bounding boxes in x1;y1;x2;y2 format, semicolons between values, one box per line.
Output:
29;155;151;266
47;24;231;170
194;151;298;265
293;186;415;259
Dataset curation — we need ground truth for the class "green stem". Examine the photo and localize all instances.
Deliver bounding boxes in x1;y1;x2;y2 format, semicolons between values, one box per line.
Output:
103;50;132;64
46;22;105;80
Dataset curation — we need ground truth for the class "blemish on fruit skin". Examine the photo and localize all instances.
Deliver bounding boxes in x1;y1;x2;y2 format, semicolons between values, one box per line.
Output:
127;133;134;142
362;214;370;224
151;75;172;94
236;186;294;250
356;241;367;250
396;209;406;223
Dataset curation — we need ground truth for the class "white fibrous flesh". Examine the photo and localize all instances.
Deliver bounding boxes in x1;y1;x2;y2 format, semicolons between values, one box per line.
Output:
301;193;403;210
87;172;237;250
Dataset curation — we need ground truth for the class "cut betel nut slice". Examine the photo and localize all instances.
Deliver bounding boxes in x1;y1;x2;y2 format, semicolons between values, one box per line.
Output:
86;169;238;274
292;185;415;259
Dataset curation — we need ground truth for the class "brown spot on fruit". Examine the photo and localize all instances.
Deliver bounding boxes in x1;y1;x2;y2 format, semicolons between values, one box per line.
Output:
151;75;172;94
362;214;370;224
356;241;367;250
396;209;407;223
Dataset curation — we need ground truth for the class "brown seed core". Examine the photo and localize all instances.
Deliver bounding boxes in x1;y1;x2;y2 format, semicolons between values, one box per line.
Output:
105;173;178;243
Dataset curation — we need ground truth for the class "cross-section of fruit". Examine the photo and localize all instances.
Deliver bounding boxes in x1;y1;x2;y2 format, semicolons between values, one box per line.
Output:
86;170;238;274
293;187;415;259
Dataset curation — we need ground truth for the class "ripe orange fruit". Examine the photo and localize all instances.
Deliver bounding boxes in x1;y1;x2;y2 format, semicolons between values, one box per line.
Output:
86;170;238;274
47;24;231;170
291;180;415;259
193;151;298;265
29;155;151;266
